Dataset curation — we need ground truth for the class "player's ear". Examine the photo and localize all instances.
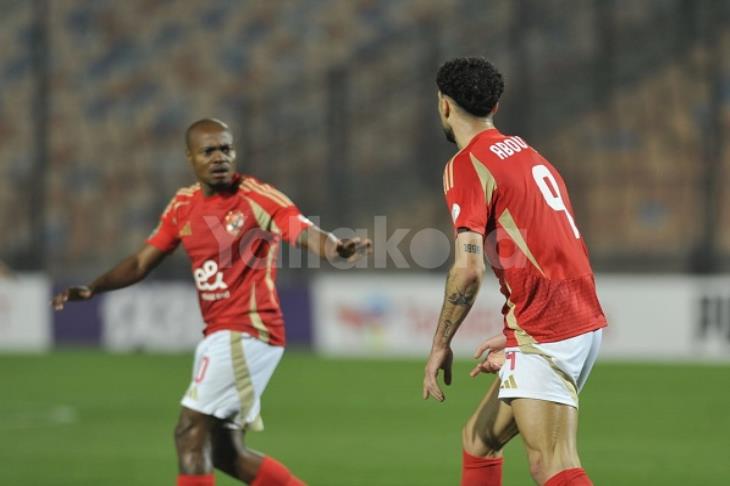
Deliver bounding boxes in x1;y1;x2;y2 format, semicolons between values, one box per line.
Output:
439;94;451;119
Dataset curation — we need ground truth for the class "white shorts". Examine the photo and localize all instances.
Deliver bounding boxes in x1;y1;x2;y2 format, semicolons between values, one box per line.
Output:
497;329;603;408
181;330;284;430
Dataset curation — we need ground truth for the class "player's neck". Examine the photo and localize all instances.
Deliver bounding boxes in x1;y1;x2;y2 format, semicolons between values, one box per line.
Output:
201;182;236;198
454;118;496;150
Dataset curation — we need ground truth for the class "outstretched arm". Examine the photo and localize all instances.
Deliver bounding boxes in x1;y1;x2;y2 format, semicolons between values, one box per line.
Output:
52;243;168;310
423;230;486;402
297;225;372;263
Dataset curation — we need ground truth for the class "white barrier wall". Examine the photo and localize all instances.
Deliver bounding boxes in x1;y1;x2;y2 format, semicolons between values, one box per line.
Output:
101;283;204;352
0;275;52;351
312;274;504;357
313;274;730;361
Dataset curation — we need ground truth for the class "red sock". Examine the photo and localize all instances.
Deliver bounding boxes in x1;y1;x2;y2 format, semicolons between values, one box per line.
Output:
461;449;503;486
544;468;593;486
177;474;215;486
251;456;306;486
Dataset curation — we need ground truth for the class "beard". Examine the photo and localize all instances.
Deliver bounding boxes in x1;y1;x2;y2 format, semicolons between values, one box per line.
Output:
442;124;456;144
206;172;235;192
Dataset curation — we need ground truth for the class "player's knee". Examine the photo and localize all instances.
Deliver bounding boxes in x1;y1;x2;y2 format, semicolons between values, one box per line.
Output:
461;420;503;457
525;446;580;484
526;449;547;482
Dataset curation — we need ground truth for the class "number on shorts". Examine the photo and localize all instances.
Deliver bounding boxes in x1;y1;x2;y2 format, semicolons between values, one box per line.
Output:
505;351;517;371
195;356;210;384
531;164;580;239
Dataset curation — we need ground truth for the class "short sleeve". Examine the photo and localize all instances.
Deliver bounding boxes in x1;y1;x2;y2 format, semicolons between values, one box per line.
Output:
242;178;312;246
146;197;181;252
443;156;488;235
272;206;313;246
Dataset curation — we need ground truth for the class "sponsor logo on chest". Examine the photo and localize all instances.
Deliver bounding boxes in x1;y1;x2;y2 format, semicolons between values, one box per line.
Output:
194;259;230;301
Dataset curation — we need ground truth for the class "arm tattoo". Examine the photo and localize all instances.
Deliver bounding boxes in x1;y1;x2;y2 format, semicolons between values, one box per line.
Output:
448;288;477;307
441;319;456;343
463;243;481;254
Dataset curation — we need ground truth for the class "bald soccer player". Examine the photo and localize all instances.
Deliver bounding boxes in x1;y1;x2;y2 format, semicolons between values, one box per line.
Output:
422;58;606;486
53;119;372;486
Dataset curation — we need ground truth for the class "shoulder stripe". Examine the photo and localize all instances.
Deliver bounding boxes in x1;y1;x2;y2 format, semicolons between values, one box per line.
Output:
243;181;289;207
448;159;454;190
243;196;274;231
242;179;292;207
469;153;498;203
252;180;293;206
160;198;176;218
175;183;200;197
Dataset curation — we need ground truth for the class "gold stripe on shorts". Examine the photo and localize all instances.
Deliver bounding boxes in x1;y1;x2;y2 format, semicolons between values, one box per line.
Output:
519;342;579;406
230;331;256;421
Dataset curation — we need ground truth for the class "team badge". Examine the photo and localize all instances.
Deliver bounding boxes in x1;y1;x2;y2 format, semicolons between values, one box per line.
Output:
224;210;245;236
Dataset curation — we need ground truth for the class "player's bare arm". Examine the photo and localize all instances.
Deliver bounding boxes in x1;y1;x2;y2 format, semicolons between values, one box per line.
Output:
51;243;168;310
297;224;372;263
423;230;485;402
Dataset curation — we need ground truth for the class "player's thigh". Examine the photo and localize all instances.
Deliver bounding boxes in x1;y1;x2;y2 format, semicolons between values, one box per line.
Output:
510;398;579;466
463;378;518;455
175;406;214;449
181;331;283;430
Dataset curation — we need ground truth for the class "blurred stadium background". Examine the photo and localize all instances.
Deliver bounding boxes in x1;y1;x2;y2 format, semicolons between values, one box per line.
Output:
1;0;729;485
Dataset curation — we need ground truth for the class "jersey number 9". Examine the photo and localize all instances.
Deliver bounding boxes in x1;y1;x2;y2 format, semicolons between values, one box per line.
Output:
531;164;581;239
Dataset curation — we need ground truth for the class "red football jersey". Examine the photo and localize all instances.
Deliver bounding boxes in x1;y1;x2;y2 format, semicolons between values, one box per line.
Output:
443;128;606;347
147;174;311;346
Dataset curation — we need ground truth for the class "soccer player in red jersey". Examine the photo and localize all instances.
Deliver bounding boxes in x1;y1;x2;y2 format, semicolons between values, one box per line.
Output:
422;58;606;486
53;118;371;486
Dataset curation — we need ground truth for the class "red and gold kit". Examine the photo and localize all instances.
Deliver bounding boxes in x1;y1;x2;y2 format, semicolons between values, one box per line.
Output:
443;129;607;347
148;174;311;346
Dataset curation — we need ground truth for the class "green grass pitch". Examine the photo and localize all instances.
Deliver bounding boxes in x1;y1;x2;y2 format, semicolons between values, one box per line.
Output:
1;351;728;485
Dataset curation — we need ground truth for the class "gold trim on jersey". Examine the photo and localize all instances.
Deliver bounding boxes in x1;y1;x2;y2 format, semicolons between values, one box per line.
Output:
242;179;293;207
265;244;277;304
443;157;456;194
505;297;536;347
230;331;256;423
179;222;192;237
448;159;454;190
159;184;199;220
249;285;270;343
245;198;274;231
503;284;578;404
470;153;497;204
497;209;546;277
241;198;279;311
176;183;200;197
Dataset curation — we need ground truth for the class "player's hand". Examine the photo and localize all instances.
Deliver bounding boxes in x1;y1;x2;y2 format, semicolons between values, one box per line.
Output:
469;334;507;377
51;286;94;311
423;346;453;402
336;237;373;263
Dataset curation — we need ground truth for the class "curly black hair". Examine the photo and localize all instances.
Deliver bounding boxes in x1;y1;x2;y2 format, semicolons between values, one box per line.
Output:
436;57;504;117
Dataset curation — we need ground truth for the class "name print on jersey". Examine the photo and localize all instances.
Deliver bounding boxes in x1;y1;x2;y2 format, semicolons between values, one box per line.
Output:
489;135;529;160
